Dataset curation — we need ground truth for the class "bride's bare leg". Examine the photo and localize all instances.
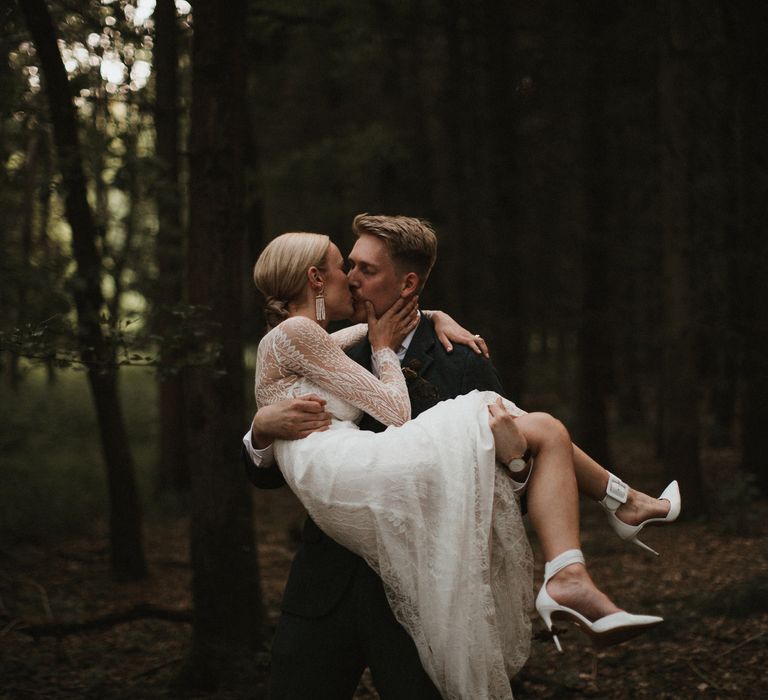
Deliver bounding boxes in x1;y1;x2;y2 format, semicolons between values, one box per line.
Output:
571;444;671;526
513;412;621;620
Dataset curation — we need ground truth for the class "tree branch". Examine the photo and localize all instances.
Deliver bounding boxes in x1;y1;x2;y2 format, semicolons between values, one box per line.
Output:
14;603;192;639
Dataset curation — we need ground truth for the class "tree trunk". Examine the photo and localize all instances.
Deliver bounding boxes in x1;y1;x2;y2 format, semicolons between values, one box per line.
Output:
706;34;739;448
434;1;529;396
732;1;768;495
37;125;57;385
481;0;529;400
576;1;613;464
153;0;188;493
10;123;40;392
657;0;704;514
18;0;146;579
436;0;473;317
178;0;263;689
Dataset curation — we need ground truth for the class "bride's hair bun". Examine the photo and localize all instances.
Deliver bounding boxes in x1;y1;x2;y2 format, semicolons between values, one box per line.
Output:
264;297;289;328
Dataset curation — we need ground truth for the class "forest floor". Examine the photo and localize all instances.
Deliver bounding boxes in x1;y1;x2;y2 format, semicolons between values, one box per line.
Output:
2;440;767;699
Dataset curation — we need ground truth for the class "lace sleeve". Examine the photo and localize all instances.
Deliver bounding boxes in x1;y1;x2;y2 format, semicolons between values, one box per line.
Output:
329;323;368;349
272;316;411;426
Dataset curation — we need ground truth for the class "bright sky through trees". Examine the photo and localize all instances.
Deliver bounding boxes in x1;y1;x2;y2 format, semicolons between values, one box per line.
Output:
41;0;193;94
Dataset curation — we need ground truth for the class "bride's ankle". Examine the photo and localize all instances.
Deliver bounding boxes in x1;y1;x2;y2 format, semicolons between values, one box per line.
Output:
545;565;621;621
616;489;670;526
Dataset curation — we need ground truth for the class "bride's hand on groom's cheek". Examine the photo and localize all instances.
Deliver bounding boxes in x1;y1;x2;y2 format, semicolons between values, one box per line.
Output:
252;395;332;443
367;297;419;351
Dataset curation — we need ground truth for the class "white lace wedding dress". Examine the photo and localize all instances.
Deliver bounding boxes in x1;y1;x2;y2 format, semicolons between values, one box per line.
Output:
255;315;534;700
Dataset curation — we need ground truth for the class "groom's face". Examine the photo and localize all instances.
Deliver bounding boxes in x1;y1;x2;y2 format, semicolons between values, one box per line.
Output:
347;234;412;322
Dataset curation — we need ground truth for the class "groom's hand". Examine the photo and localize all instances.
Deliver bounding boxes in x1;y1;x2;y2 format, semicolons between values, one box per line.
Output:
251;395;332;447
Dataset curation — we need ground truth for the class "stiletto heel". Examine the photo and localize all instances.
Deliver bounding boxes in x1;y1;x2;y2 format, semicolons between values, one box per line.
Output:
535;549;663;652
600;475;681;555
539;607;563;652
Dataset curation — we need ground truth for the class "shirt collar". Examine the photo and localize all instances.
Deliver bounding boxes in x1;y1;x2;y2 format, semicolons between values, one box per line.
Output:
397;324;419;361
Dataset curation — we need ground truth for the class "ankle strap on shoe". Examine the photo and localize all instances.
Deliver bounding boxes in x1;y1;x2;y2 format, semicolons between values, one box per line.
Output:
544;549;585;582
601;473;628;513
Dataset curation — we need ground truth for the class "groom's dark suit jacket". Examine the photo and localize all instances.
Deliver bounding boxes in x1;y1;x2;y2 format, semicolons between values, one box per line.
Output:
243;315;505;618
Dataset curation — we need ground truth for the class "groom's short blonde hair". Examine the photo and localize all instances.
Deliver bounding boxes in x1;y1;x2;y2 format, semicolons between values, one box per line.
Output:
352;214;437;292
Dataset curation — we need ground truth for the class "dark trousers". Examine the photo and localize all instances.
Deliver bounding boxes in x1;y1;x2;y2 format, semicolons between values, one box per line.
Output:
268;561;443;700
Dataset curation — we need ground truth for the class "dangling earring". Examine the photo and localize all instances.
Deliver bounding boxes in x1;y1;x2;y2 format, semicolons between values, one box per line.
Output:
315;287;326;321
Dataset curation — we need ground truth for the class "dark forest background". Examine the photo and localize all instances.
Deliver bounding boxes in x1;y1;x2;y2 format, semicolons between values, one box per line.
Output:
1;0;767;697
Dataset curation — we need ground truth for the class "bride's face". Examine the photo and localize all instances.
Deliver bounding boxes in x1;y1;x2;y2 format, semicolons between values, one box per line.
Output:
320;243;355;321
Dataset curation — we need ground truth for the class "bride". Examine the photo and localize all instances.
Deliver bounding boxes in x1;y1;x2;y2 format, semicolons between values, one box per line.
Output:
252;231;677;700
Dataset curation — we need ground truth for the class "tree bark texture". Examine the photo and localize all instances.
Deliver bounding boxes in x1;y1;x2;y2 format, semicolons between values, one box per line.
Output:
732;1;768;495
181;0;263;687
18;0;146;578
576;0;613;464
153;0;189;493
657;0;704;514
480;0;529;400
436;0;529;397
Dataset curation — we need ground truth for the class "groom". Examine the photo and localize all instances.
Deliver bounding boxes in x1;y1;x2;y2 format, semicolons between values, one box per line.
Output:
242;214;506;699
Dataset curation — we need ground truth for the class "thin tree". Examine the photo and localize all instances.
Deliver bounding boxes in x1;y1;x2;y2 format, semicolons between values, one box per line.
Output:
732;1;768;496
153;0;188;493
10;120;41;391
480;0;530;400
657;0;705;514
18;0;147;578
575;0;614;464
177;0;263;688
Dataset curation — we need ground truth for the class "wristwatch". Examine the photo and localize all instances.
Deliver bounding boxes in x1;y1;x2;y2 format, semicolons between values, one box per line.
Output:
506;448;532;474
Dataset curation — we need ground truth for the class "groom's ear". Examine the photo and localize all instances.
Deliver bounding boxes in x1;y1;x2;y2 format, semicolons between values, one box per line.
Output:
400;272;420;298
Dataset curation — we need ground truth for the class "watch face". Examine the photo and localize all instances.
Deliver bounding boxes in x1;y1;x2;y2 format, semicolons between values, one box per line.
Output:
507;458;527;473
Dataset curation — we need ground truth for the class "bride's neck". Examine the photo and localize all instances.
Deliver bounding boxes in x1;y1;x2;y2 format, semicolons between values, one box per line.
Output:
287;302;327;329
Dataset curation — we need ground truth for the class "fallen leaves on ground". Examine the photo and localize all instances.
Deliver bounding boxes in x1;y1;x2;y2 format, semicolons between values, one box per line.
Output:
2;475;766;699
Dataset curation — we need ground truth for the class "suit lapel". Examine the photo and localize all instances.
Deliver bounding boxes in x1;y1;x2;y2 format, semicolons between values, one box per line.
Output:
347;314;435;375
346;334;372;371
347;335;380;431
349;315;436;430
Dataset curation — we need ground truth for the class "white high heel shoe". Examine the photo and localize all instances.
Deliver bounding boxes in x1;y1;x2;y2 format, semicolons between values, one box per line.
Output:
535;549;664;652
600;474;682;556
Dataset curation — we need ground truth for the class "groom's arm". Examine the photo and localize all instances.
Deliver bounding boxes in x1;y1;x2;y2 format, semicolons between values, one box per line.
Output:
241;443;285;489
242;396;331;489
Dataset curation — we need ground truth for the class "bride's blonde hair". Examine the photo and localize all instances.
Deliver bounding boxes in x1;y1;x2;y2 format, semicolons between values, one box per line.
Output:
253;232;330;329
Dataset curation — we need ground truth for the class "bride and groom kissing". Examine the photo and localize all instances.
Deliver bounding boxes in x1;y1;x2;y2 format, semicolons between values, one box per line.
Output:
241;213;681;700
